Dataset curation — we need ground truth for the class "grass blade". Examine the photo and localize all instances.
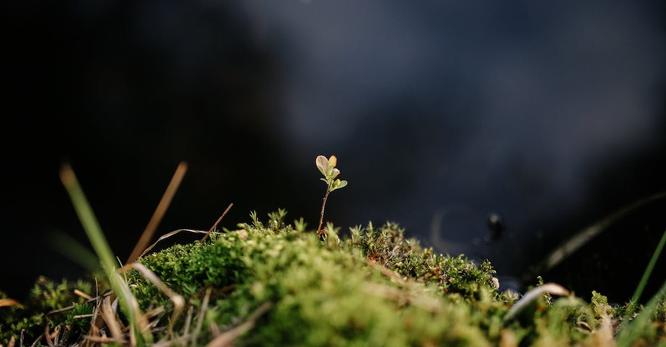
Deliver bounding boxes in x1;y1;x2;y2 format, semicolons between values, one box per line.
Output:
628;229;666;311
130;263;185;338
534;192;666;275
616;229;666;346
59;164;152;345
617;281;666;346
49;232;98;271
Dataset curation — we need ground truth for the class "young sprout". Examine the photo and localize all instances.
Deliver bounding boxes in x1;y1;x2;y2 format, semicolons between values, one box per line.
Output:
315;155;348;238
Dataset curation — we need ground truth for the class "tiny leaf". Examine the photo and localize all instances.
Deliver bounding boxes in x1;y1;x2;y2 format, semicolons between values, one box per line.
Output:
328;155;337;168
316;155;328;176
330;179;348;191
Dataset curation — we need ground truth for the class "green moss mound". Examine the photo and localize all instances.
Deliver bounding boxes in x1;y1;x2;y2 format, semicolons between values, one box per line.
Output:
1;211;665;346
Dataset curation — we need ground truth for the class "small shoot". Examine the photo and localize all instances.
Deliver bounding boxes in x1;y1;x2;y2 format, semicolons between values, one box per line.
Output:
294;218;307;233
315;155;348;238
324;222;341;247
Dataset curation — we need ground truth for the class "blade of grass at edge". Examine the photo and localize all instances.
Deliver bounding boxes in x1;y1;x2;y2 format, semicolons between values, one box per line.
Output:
629;229;666;311
617;229;666;347
59;164;152;345
617;281;666;346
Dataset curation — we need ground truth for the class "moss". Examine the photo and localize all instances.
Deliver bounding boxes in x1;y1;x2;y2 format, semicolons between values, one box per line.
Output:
0;277;93;344
1;211;665;346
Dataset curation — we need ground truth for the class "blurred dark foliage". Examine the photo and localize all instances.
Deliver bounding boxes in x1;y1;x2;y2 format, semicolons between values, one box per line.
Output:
1;0;318;295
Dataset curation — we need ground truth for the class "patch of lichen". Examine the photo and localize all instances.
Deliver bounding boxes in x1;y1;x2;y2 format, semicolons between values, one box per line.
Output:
2;211;665;346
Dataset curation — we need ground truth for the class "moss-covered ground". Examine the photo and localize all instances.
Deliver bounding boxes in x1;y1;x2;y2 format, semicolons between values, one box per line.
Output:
1;211;665;346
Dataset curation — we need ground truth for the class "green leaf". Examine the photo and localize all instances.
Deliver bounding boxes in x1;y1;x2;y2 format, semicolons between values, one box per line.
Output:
316;155;328;176
330;179;348;191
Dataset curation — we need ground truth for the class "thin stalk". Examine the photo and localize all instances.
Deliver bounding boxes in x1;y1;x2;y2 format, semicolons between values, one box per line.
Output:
617;281;666;347
127;162;188;264
60;164;151;345
202;202;234;242
317;188;330;237
627;229;666;314
616;229;666;346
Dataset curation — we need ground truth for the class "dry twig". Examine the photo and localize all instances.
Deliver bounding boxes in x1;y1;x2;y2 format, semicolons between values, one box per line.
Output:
74;289;94;301
202;203;234;242
100;296;125;344
0;299;21;309
504;283;570;321
127;162;188;264
205;303;273;347
131;263;185;337
138;229;208;259
191;288;212;346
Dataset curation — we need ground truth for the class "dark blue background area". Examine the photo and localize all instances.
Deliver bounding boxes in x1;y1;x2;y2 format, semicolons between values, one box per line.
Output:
2;0;665;302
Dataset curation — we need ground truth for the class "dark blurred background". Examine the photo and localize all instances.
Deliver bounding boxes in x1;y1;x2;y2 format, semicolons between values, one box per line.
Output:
2;0;665;302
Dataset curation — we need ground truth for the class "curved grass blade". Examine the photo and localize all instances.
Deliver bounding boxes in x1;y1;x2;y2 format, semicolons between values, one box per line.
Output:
59;164;152;346
530;192;666;277
628;229;666;312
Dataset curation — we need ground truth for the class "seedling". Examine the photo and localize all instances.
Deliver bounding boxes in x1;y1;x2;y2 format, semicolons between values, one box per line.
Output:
315;155;348;238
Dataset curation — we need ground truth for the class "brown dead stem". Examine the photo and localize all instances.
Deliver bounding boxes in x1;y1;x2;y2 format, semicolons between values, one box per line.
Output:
504;283;570;321
0;299;21;309
182;305;194;338
100;296;124;344
29;334;42;347
83;290;103;347
205;303;273;347
44;325;60;347
138;229;208;260
202;203;234;242
130;263;185;337
127;162;188;264
191;288;212;347
73;289;94;301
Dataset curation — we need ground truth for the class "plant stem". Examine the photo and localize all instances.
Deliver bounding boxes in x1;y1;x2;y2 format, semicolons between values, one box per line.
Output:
627;229;666;314
317;188;331;237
